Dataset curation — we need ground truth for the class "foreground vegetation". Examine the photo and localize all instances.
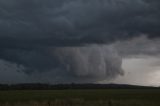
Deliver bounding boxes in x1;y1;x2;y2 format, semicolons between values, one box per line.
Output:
0;89;160;106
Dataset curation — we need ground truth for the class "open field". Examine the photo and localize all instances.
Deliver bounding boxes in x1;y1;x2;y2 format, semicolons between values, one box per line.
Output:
0;89;160;106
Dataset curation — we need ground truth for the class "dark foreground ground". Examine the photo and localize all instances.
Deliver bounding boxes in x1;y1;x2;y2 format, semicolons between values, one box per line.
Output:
0;89;160;106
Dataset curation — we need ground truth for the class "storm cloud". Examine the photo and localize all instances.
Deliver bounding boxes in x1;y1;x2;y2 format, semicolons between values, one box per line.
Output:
0;0;160;47
0;0;160;83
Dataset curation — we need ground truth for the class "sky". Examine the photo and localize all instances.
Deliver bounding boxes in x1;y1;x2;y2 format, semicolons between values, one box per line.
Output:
0;0;160;86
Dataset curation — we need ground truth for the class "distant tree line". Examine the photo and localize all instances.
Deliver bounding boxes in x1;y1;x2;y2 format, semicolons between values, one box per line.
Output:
0;83;159;90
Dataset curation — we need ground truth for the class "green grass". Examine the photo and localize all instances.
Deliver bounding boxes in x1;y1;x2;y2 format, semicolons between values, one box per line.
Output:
0;89;160;106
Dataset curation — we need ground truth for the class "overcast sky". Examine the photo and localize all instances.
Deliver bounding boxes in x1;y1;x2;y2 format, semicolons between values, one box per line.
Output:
0;0;160;86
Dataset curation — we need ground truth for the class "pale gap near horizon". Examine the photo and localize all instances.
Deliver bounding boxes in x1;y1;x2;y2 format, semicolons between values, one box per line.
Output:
100;57;160;87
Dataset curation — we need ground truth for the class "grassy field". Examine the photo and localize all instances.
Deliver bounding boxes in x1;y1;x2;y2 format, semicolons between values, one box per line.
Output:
0;89;160;106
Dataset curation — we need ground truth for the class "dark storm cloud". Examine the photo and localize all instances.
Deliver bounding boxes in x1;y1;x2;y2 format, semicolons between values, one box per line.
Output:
0;0;159;47
0;0;160;83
